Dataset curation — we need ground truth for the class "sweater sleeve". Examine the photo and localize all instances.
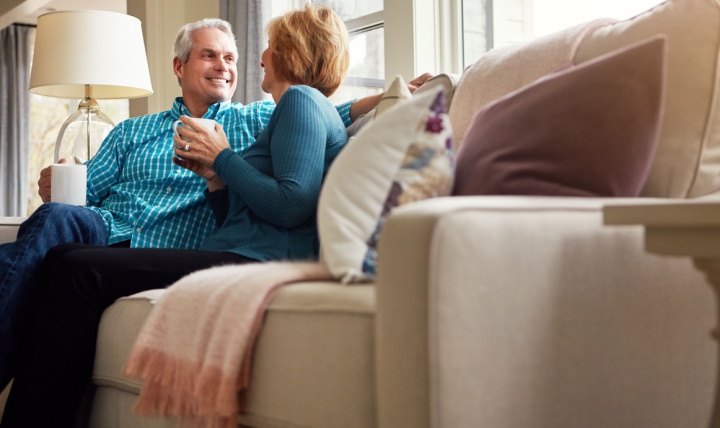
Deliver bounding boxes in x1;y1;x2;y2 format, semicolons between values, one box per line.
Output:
335;99;354;127
213;87;328;229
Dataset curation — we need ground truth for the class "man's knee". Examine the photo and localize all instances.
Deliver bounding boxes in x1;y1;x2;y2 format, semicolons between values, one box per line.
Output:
33;203;95;224
20;203;106;245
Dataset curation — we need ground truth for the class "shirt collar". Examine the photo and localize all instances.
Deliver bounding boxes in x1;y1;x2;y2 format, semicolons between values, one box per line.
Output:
171;97;234;120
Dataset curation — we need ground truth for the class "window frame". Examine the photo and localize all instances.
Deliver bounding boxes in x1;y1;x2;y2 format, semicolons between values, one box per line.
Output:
384;0;460;82
343;10;385;91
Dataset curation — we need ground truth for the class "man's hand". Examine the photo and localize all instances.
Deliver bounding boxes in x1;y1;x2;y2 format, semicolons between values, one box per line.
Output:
407;72;433;93
171;157;226;192
37;158;67;202
349;72;435;121
171;156;216;181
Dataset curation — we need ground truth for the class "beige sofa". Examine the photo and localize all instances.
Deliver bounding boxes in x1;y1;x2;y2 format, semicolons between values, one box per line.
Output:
3;0;720;426
0;197;716;428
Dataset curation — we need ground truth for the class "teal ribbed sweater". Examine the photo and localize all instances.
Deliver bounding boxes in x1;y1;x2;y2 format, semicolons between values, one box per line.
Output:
199;85;348;261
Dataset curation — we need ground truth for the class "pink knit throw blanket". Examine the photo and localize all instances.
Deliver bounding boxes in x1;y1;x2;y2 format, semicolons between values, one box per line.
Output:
123;261;334;428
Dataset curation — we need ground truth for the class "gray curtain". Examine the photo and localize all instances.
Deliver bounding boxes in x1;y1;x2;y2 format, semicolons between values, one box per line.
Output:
220;0;266;104
0;24;32;216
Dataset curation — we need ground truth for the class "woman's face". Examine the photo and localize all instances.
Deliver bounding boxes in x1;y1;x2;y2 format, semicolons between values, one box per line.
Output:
260;41;277;94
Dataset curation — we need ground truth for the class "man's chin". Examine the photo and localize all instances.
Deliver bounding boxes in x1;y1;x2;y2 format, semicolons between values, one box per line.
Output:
207;91;232;104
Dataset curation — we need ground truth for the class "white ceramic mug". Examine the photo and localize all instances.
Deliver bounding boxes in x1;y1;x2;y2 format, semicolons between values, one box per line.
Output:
172;118;216;160
51;163;87;206
172;118;216;140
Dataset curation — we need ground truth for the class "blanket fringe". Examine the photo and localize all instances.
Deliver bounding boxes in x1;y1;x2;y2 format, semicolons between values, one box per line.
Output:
122;262;334;428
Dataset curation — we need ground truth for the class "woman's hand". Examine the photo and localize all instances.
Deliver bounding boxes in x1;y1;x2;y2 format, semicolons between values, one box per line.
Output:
173;116;231;170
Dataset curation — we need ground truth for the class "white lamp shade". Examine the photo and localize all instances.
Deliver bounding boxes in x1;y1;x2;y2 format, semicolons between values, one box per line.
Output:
29;10;153;99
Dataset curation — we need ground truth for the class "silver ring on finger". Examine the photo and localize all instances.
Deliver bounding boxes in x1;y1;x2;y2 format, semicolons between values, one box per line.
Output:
184;142;190;151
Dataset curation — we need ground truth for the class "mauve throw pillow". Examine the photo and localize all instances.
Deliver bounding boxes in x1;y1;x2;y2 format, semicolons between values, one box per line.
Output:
453;36;666;197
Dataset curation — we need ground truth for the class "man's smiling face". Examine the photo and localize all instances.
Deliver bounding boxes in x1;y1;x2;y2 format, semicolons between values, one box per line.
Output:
175;27;238;112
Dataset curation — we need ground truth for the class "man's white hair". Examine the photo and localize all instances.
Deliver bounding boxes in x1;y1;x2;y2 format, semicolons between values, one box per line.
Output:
173;18;237;63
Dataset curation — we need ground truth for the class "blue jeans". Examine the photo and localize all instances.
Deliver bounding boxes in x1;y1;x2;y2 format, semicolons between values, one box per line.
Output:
0;203;106;390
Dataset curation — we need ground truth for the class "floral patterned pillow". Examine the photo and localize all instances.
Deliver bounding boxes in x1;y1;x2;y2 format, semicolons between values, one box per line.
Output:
318;83;454;283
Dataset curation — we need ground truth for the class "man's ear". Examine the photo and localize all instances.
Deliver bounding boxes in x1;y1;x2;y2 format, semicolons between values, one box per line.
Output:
173;56;183;80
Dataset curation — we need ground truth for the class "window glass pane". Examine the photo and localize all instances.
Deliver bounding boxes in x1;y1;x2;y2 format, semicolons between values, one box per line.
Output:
268;0;382;21
262;1;384;104
463;0;492;67
28;95;70;214
463;0;665;68
314;0;383;21
533;0;663;37
330;27;384;104
27;96;128;214
267;0;305;18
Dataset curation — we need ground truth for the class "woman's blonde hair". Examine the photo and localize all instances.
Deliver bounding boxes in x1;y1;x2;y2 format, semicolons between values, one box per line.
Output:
266;4;350;97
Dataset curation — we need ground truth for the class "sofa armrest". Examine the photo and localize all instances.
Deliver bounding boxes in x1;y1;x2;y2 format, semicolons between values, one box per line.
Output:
0;218;22;417
375;196;714;428
0;217;24;244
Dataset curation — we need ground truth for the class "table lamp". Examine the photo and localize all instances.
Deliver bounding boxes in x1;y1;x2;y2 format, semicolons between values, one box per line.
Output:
29;10;153;164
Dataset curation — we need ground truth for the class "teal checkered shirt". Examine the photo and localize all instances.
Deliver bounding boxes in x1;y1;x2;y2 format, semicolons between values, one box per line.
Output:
84;97;353;249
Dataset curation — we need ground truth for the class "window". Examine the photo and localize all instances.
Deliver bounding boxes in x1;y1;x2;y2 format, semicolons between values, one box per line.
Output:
27;89;129;216
460;0;666;68
401;0;666;77
262;0;385;104
27;96;128;214
462;0;493;68
531;0;663;38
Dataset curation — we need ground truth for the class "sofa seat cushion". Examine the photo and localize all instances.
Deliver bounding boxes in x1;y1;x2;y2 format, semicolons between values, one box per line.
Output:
93;282;376;428
0;217;24;244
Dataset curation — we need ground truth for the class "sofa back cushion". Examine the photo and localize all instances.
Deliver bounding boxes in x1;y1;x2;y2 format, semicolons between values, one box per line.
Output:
575;0;720;197
449;18;614;153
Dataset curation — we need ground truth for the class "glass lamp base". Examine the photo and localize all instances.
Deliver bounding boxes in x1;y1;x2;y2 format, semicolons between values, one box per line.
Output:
54;105;115;164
